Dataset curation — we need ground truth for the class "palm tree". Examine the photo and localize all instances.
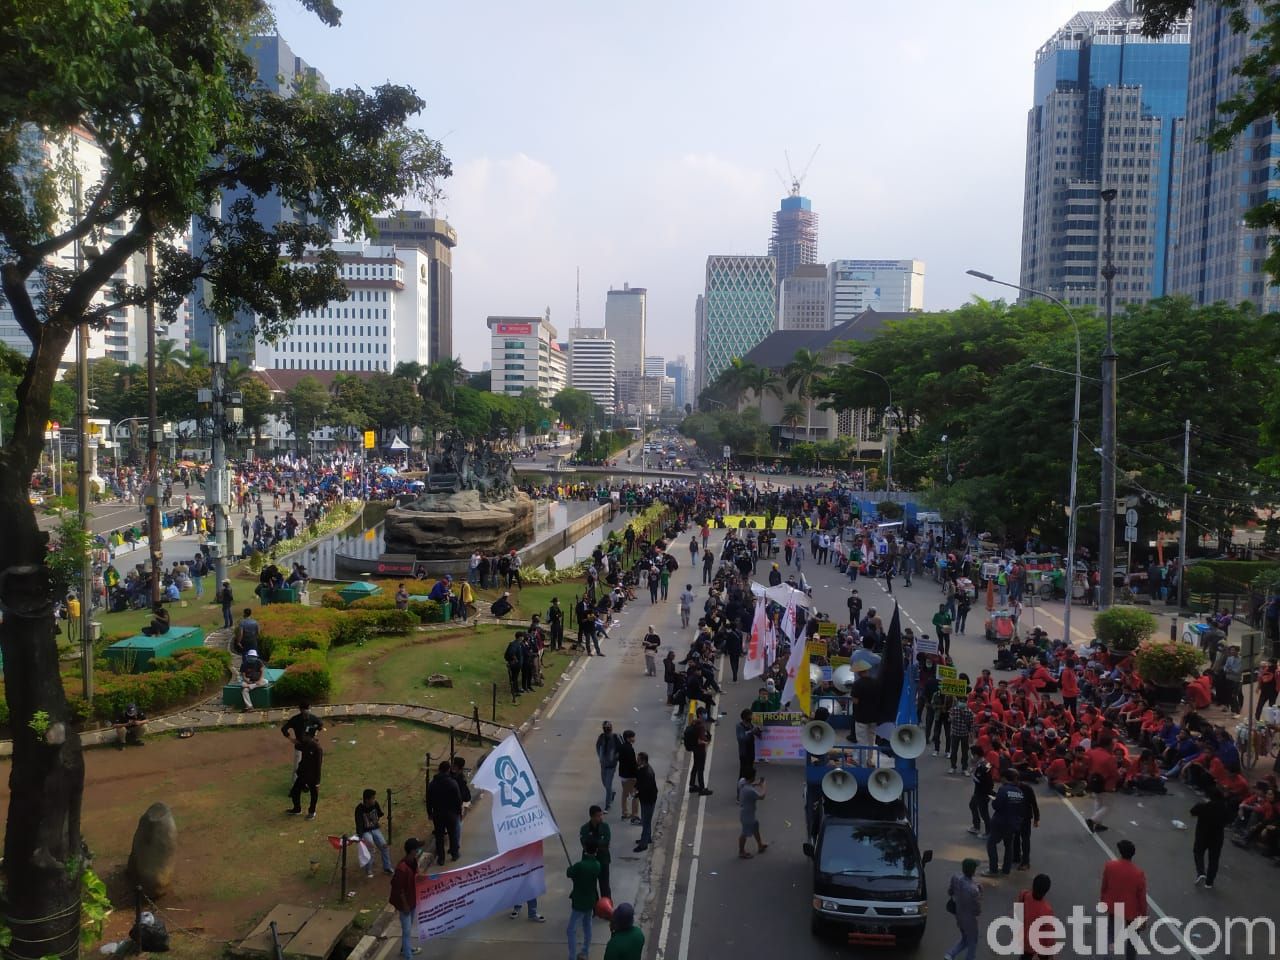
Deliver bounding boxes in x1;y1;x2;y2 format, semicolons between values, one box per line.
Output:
738;362;782;411
780;401;806;446
421;357;464;408
783;348;830;443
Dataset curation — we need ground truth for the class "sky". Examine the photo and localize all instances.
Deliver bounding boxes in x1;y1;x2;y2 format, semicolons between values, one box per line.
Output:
272;0;1085;370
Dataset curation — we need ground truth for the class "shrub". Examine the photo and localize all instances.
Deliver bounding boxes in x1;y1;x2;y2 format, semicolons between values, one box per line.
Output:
331;616;372;647
408;599;442;623
1134;641;1206;687
1093;606;1158;652
349;595;396;611
320;591;347;609
273;661;332;703
91;648;229;722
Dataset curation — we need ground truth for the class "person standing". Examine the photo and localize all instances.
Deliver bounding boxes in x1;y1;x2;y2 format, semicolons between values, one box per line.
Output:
548;597;565;651
580;806;612;898
426;760;462;865
281;702;323;773
394;583;409;611
355;789;393;877
1190;784;1231;888
932;603;954;658
723;625;744;682
1099;840;1148;960
642;627;660;677
984;770;1026;877
735;709;760;783
603;902;644;960
633;752;658;852
286;733;323;820
596;721;621;810
679;585;696;628
736;770;768;859
944;858;983;960
968;758;994;836
1015;774;1041;871
702;549;714;585
1013;874;1055;960
389;838;423;959
218;578;234;629
685;709;713;796
566;843;601;960
617;732;639;824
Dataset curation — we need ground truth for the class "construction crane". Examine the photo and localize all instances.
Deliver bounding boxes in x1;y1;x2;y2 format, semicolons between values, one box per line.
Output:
775;145;821;197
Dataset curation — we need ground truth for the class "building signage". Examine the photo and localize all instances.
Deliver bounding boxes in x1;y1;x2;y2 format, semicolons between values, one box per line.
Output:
495;323;533;335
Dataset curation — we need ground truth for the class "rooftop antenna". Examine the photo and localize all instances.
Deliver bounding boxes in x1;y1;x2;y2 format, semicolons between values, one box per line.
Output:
575;266;581;328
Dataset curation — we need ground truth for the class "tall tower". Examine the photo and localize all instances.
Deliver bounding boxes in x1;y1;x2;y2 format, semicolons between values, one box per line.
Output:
700;256;776;391
371;211;457;364
1170;0;1280;311
604;283;647;374
1020;2;1190;309
768;190;818;292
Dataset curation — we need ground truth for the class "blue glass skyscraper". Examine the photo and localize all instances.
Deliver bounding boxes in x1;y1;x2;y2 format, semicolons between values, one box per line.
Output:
1020;2;1191;309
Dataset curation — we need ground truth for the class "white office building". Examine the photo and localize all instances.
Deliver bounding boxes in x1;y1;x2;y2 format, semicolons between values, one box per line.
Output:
488;315;566;400
643;355;665;377
256;242;430;372
605;283;646;374
569;328;616;413
778;263;830;331
827;259;924;323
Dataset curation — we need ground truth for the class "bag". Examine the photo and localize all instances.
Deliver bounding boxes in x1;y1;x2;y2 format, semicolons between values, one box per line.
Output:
594;896;614;920
946;897;956;914
682;724;698;752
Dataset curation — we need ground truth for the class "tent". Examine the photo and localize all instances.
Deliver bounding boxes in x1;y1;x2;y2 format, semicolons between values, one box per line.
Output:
750;582;814;608
388;435;409;451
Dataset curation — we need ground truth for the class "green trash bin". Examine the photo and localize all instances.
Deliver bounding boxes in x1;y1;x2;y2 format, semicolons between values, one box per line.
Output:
439;599;451;622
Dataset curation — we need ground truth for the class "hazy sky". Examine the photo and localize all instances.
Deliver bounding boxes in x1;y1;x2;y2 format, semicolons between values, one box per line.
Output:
273;0;1084;369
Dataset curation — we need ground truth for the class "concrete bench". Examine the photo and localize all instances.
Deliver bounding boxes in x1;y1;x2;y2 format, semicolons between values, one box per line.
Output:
104;626;205;672
222;667;286;708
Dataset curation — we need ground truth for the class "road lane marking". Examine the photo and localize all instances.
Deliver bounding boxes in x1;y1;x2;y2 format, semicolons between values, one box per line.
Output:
543;654;590;721
676;655;722;960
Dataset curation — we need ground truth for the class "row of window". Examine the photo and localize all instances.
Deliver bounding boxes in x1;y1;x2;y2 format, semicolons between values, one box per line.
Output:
279;358;389;371
291;324;388;338
280;340;388;354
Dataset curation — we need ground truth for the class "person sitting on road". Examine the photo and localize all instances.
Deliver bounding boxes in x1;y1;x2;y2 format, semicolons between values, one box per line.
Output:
140;604;170;636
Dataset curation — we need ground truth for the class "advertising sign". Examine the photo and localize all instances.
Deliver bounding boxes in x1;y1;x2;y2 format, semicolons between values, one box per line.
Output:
751;711;809;761
495;322;533;335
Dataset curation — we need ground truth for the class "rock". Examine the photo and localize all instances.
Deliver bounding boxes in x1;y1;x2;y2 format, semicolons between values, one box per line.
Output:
127;803;177;899
426;674;453;688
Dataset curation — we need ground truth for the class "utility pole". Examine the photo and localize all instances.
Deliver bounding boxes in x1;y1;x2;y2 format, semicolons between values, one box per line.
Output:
1179;419;1190;609
1097;187;1119;610
209;321;229;587
73;176;94;702
146;239;162;605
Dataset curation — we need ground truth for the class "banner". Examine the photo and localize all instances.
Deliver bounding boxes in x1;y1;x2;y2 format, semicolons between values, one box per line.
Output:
781;593;798;643
415;841;546;938
470;734;560;854
914;634;939;657
751;711;808;761
744;598;769;680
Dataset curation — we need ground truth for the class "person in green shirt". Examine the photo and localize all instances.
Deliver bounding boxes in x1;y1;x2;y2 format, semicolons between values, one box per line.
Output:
580;805;612;897
931;603;954;657
603;901;645;960
749;686;774;714
566;844;601;960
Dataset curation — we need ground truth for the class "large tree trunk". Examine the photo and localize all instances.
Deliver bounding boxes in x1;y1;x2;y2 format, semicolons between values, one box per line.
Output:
0;322;86;960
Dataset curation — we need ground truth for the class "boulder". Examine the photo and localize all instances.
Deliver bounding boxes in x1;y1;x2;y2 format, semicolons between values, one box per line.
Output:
127;802;178;899
426;674;453;688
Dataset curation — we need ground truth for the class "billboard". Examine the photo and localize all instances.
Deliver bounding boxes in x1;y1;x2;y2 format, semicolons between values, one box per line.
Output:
495;323;533;335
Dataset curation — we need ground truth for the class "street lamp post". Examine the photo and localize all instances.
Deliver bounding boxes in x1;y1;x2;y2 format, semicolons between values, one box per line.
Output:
843;367;893;490
967;269;1082;647
1098;188;1119;610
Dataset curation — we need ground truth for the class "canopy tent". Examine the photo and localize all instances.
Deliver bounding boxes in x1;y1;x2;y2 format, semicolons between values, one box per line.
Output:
750;582;814;609
388;436;410;450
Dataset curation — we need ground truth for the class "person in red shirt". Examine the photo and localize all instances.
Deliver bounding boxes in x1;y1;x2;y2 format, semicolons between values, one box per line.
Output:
1099;841;1147;960
390;837;424;959
1086;735;1121;833
1014;873;1055;960
1059;664;1080;715
1185;673;1213;710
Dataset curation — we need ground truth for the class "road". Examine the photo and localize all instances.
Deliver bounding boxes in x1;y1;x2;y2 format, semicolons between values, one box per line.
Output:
412;528;1275;960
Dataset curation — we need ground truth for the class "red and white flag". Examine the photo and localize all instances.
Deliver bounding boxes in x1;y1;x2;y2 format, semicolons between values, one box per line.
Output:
744;598;769;680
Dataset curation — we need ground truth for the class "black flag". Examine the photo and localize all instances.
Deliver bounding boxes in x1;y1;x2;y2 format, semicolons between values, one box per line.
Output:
875;604;905;724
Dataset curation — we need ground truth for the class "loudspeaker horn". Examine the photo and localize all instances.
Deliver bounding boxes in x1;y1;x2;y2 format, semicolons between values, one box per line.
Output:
891;723;927;760
803;720;836;756
821;767;859;803
832;664;856;690
868;767;904;803
809;663;823;686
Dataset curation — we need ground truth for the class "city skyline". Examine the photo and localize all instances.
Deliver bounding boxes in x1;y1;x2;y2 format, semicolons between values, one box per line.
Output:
271;0;1084;369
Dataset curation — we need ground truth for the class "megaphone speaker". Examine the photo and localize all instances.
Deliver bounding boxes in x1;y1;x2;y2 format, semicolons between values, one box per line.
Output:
809;663;823;686
821;768;859;803
891;723;927;760
832;664;856;690
803;720;836;756
868;767;904;803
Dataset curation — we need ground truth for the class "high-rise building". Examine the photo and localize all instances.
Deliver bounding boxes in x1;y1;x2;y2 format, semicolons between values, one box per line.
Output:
699;255;776;392
371;211;457;363
769;190;818;291
666;357;690;411
828;260;925;322
568;328;616;414
778;263;830;330
1170;1;1280;310
693;295;707;398
193;34;329;363
488;315;565;400
643;355;665;377
1021;2;1191;309
604;284;646;374
255;242;430;372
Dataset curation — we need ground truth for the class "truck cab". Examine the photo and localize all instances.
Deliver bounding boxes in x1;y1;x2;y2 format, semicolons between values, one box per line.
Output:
804;814;930;948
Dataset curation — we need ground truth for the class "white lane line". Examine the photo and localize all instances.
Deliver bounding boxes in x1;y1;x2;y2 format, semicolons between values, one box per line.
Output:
675;656;723;960
654;762;692;959
1060;797;1203;958
543;655;589;721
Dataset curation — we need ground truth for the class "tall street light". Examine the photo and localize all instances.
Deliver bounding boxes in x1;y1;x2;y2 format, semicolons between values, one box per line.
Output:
967;269;1082;647
844;366;893;490
1098;188;1119;609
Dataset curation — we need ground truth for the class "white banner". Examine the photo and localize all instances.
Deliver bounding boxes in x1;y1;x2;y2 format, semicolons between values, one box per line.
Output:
470;733;561;854
415;841;546;938
744;597;770;680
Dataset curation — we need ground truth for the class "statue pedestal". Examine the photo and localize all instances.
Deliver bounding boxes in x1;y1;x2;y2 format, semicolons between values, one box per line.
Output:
382;490;535;561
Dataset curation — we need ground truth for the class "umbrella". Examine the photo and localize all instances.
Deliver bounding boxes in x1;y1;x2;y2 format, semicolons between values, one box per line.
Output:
409;480;426;488
378;466;398;476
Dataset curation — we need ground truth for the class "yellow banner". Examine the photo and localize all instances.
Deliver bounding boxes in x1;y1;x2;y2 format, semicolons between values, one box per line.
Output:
817;621;837;638
723;515;788;530
363;430;376;449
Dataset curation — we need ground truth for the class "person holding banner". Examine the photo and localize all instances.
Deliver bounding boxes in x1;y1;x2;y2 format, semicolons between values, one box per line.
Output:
389;838;423;959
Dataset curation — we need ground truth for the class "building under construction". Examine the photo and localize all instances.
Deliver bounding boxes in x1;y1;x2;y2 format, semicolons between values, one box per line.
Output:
768;190;818;293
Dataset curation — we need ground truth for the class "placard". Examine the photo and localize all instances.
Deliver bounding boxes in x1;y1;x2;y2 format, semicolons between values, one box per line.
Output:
817;621;838;638
751;711;808;761
806;640;828;660
937;665;958;680
940;678;971;697
914;634;939;657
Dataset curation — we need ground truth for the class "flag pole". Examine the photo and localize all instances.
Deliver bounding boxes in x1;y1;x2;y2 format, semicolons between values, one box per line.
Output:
514;731;573;868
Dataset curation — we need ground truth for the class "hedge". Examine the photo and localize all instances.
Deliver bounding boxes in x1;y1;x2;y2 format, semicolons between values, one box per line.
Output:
89;648;230;722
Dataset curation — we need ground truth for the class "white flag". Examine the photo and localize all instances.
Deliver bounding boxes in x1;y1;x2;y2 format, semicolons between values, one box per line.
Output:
781;593;798;643
470;733;560;854
744;598;769;680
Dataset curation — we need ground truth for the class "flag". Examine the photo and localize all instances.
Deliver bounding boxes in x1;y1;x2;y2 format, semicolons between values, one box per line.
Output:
744;598;769;680
875;605;905;725
781;592;798;643
781;627;811;715
470;733;560;854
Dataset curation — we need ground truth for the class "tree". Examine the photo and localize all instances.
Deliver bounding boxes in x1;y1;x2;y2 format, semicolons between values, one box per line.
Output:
466;369;491;392
286;376;331;448
0;4;450;953
783;348;829;442
550;387;601;430
779;401;806;444
1141;2;1280;284
366;372;422;437
238;377;275;448
738;362;782;411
